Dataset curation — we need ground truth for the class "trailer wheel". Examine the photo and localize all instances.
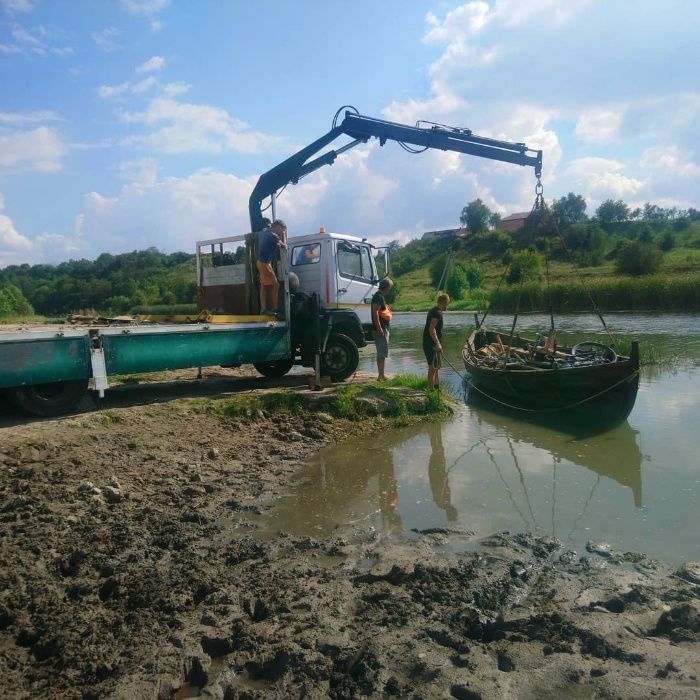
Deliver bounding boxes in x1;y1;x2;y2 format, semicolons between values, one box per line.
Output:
11;379;89;417
321;333;359;382
253;359;294;378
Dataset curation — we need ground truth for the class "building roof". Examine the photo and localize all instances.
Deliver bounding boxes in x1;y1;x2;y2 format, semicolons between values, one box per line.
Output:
501;211;530;222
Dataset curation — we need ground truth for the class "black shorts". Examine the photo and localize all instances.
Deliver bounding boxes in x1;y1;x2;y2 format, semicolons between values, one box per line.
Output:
423;342;441;367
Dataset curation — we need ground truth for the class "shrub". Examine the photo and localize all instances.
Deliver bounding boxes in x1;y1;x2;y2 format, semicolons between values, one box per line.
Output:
506;250;543;284
615;241;663;275
392;253;417;276
445;263;467;300
0;283;34;318
463;262;485;289
384;279;401;304
659;231;675;252
430;255;449;288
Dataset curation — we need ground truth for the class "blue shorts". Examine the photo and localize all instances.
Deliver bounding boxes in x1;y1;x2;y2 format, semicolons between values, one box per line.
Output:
375;327;389;359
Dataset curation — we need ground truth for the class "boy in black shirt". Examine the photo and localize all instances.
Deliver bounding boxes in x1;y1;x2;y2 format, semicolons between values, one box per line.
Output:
422;292;450;389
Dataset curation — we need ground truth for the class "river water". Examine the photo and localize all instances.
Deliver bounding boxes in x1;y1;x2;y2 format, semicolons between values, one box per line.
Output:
271;313;700;564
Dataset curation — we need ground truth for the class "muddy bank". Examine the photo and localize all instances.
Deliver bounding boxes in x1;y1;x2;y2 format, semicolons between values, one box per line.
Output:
1;377;699;699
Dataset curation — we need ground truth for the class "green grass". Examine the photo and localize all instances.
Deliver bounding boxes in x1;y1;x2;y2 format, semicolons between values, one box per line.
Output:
110;374;147;385
206;390;310;419
192;375;450;423
376;373;429;390
99;411;125;425
0;314;49;323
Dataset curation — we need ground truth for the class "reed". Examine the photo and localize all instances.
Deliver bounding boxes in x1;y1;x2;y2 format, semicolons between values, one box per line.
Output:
489;274;700;312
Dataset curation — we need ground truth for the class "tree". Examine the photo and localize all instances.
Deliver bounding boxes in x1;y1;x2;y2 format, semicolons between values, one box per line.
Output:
643;203;667;222
552;192;587;227
460;199;491;234
563;223;606;266
596;199;630;224
488;212;502;230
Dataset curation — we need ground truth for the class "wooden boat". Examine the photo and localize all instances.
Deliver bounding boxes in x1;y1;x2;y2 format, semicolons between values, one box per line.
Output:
462;328;640;421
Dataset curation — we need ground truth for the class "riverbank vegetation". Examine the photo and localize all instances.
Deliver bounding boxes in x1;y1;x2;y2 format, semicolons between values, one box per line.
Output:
1;196;699;319
194;375;450;422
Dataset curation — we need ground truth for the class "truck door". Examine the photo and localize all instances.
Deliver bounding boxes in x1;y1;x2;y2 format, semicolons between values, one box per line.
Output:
335;240;377;325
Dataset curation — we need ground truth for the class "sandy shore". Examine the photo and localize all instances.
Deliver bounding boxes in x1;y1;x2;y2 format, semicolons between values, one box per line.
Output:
1;369;699;699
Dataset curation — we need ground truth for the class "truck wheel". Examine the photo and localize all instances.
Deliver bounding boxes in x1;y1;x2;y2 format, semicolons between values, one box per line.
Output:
10;379;89;417
253;359;294;378
321;333;359;382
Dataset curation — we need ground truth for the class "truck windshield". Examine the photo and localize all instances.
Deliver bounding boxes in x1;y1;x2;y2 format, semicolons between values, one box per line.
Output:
338;241;373;281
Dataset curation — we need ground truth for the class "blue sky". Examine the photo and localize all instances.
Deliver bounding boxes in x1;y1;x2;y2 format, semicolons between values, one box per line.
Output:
1;0;699;266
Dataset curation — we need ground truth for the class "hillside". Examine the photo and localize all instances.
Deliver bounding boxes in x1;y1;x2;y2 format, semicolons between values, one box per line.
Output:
388;217;700;312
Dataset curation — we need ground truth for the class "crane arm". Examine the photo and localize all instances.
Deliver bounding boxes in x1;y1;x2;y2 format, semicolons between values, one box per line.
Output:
248;109;543;232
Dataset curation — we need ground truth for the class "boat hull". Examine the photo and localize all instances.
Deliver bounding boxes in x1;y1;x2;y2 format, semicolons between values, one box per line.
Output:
463;330;640;421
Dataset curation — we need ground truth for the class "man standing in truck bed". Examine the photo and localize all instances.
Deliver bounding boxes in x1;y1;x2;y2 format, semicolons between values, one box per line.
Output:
256;219;287;314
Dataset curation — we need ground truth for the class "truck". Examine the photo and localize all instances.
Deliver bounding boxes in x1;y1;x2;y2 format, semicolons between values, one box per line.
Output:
0;107;542;416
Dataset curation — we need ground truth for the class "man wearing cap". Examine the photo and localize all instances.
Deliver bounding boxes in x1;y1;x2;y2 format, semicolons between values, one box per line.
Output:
256;219;287;314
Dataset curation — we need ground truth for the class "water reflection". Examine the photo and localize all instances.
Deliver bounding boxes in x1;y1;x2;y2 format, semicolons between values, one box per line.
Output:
266;409;646;553
427;422;458;522
468;402;644;508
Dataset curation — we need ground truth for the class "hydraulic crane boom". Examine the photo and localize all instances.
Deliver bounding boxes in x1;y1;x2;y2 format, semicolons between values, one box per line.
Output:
249;108;543;232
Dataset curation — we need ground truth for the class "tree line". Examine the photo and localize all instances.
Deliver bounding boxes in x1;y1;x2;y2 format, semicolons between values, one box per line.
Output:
0;248;197;318
1;194;698;319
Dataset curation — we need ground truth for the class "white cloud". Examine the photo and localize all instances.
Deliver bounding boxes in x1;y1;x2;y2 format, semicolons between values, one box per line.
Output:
162;81;190;97
0;125;68;173
574;108;623;143
564;157;645;199
97;82;131;99
116;158;159;186
639;145;700;178
77;169;257;254
10;24;74;56
492;0;595;28
1;0;35;12
91;27;121;52
120;0;169;14
0;110;61;125
120;0;169;30
424;3;492;42
137;55;165;73
132;76;157;94
121;97;283;154
0;205;33;267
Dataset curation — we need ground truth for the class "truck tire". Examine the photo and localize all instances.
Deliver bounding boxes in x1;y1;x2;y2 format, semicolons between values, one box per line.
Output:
321;333;359;382
253;359;294;378
10;379;89;417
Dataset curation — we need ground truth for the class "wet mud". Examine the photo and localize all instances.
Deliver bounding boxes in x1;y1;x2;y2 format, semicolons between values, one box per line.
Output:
1;375;699;699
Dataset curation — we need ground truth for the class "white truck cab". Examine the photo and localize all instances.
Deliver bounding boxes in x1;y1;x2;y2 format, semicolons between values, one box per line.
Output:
288;229;387;329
